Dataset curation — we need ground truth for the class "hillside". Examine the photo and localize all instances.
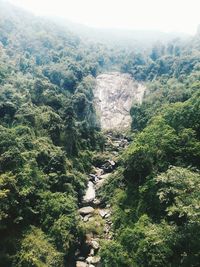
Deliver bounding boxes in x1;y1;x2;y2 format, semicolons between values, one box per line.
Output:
94;72;145;130
0;1;200;267
52;18;190;50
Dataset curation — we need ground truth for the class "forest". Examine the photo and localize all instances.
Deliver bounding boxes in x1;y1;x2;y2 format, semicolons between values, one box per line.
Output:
0;1;200;267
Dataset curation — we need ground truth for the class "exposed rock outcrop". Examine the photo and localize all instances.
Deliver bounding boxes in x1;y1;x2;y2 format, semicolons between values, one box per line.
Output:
94;72;146;130
83;181;96;204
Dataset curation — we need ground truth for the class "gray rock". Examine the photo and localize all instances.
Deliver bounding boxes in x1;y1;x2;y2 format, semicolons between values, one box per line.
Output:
95;168;104;177
76;261;88;267
94;72;146;130
86;256;101;264
105;213;111;218
83;182;96;204
99;209;109;218
90;248;95;256
79;206;94;215
108;160;115;166
90;240;100;250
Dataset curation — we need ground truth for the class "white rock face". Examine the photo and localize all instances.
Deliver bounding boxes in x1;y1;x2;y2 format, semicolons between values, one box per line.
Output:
94;72;146;130
83;181;96;203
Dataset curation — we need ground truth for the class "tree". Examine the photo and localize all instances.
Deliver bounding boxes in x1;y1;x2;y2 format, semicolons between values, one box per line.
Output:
100;240;130;267
14;227;64;267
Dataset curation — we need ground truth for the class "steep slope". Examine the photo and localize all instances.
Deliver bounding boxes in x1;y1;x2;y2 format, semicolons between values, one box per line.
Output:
94;72;146;130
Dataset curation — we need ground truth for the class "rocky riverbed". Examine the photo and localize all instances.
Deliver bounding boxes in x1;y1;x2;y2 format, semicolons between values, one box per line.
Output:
75;72;141;266
75;133;130;267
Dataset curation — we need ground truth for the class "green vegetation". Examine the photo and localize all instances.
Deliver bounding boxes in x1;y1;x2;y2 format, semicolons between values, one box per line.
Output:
0;1;200;267
0;2;111;266
100;38;200;266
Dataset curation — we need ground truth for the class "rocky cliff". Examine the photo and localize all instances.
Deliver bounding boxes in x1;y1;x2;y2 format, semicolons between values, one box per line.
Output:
94;72;146;130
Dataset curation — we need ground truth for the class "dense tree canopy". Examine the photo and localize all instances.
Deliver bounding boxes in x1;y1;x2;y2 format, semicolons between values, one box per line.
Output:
100;30;200;267
0;1;200;267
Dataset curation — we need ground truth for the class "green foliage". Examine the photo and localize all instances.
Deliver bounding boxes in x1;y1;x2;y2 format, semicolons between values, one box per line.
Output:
104;61;200;266
0;2;109;265
39;191;77;230
14;227;64;267
124;116;179;183
100;240;131;267
120;215;176;267
80;213;104;236
1;2;200;266
157;167;200;224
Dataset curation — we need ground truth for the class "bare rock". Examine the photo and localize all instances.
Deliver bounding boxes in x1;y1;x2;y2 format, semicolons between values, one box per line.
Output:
83;182;96;204
105;213;111;218
90;240;100;250
95;168;104;177
89;248;95;256
79;206;94;215
94;72;146;130
108;160;115;166
76;261;88;267
86;256;101;264
99;209;109;218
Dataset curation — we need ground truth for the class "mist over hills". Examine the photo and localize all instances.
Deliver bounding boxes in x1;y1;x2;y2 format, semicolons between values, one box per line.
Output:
51;16;190;50
0;0;191;50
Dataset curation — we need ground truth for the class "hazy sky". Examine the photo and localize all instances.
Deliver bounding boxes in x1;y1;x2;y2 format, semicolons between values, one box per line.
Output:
8;0;200;34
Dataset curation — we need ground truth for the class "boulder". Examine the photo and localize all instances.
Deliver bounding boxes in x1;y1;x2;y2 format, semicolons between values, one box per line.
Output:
108;160;115;166
90;240;100;250
83;182;96;204
90;248;94;256
95;168;104;177
76;261;88;267
99;209;109;218
79;206;94;215
86;256;101;264
105;213;111;218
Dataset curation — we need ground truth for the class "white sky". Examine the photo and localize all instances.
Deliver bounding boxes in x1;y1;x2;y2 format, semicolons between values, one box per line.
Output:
8;0;200;34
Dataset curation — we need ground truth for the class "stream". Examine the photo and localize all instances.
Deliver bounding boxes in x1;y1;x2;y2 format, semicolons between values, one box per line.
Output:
75;133;129;267
74;72;143;266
